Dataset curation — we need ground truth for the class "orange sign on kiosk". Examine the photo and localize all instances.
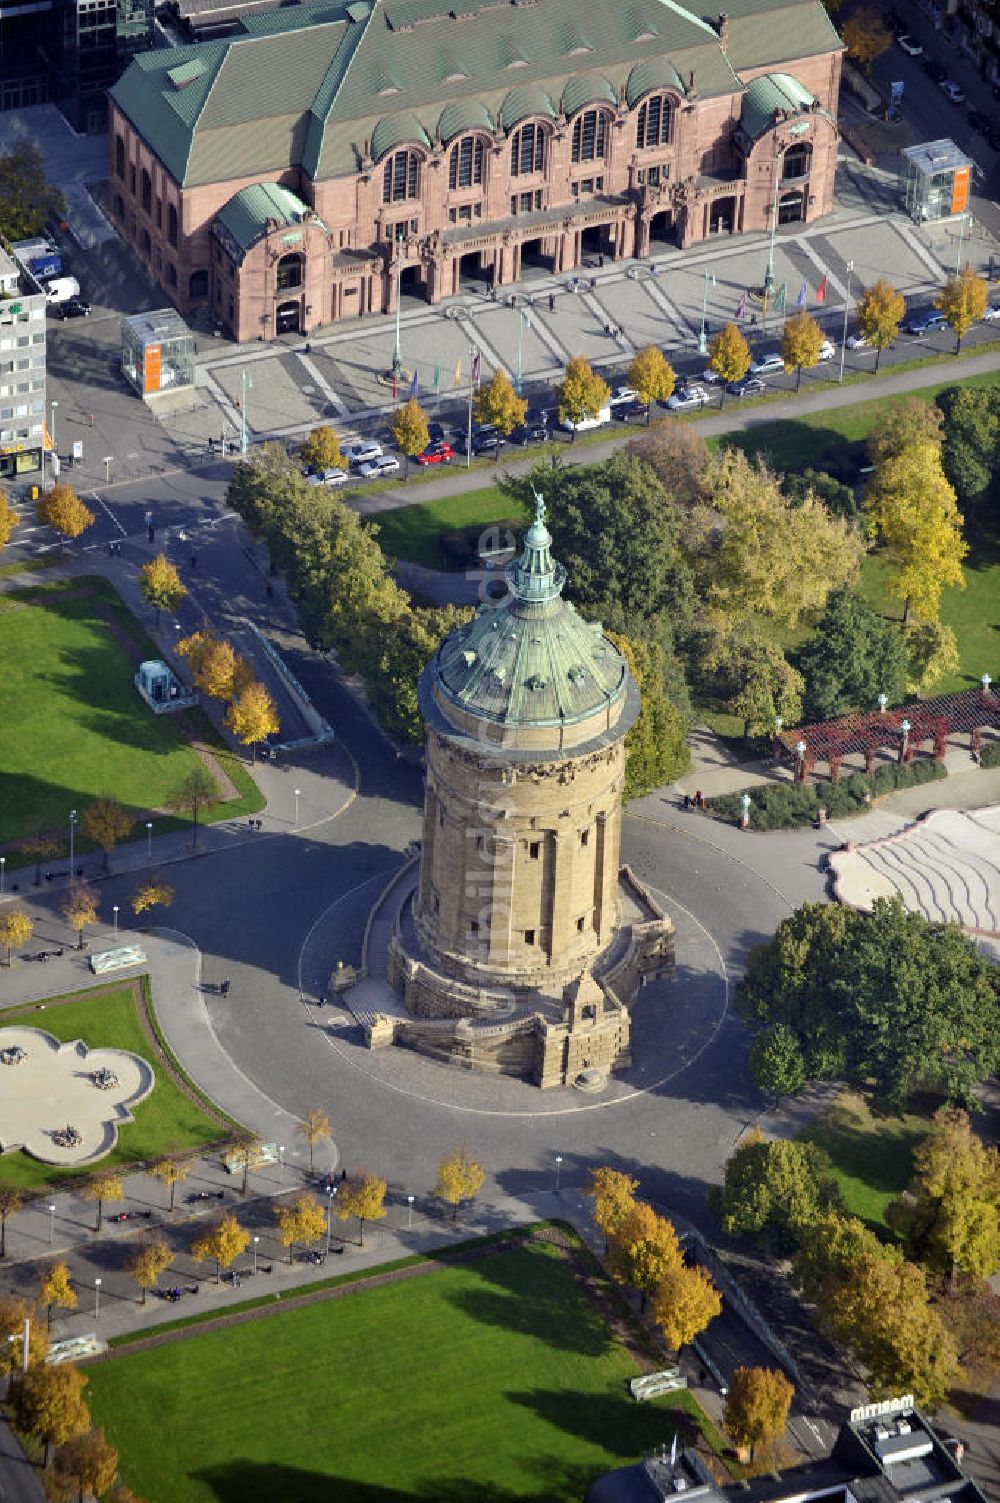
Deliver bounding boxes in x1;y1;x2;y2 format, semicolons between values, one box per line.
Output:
143;344;162;394
951;166;970;215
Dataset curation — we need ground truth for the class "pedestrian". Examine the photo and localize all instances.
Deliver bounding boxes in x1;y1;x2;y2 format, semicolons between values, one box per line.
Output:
221;977;231;997
548;292;555;312
148;524;155;543
604;322;613;338
598;252;604;269
256;818;263;831
683;793;692;809
750;312;758;326
590;277;597;290
248;818;255;830
190;552;198;570
265;581;274;598
695;789;704;809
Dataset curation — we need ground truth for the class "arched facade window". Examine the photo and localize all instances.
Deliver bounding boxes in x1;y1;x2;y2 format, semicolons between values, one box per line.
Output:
383;150;420;203
189;269;208;298
778;190;804;225
571;109;608;164
115;134;125;179
782;143;811;181
141;168;152;213
167;203;178;248
449;136;485;190
636;94;672;149
276;252;304;291
510;122;546;176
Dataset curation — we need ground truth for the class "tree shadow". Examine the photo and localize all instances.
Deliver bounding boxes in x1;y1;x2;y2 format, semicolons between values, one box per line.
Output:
194;1461;583;1502
441;1239;616;1356
507;1387;699;1460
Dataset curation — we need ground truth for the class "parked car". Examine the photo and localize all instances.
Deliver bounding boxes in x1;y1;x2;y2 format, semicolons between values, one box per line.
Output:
699;366;723;383
455;431;506;456
749;350;786;376
845;331;870;350
344;440;383;467
508;421;549;445
559;405;612;433
817;338;836;361
426;421;445;445
608;385;638;407
306;467;349;487
921;57;947;82
905;310;947;335
726;375;766;398
55;295;91;319
982;305;1000;323
897;33;923;56
939;79;965;104
616;400;649;422
357;455;400;478
666;384;710;411
415;441;454;465
44;276;81;305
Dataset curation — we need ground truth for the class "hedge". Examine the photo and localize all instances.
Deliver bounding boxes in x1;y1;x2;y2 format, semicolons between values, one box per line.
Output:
979;741;1000;769
710;758;948;830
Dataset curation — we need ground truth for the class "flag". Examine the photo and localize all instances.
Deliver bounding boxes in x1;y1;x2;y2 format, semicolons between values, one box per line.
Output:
735;292;746;320
408;368;418;400
773;282;786;314
453;357;462;387
669;1433;678;1469
796;281;808;309
471;351;481;385
816;274;828;303
392;371;398;401
433;364;440;393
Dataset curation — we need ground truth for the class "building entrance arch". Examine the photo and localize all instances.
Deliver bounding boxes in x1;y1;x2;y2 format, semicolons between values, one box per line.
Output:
778;190;804;225
275;300;301;334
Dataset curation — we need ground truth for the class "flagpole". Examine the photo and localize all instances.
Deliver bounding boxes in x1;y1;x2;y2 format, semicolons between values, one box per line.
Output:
697;269;712;356
392;229;403;379
839;260;853;385
466;343;474;469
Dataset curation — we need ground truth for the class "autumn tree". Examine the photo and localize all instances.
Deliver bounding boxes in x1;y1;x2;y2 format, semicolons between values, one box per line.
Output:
389;397;430;478
0;906;33;967
191;1213;250;1282
225;681;280;762
80;797;133;873
296;1109;332;1174
177;632;253;703
708;322;751;392
149;1155;193;1211
125;1237;172;1305
62;881;98;951
334;1172;387;1246
650;1262;721;1351
22;831;60;888
628;345;675;421
867;397;942;468
856;279;906;372
0;492;17;553
607;1201;683;1309
556;354;611;438
138;554;186;631
474;369;527;445
780;311;824;390
81;1172;124;1232
936;265;989;353
903;618;961;697
625;421;709;509
274;1193;327;1262
0;1188;24;1258
888;1108;1000;1284
587;1167;639;1252
842;5;891;69
53;1428;119;1503
230;1134;266;1196
9;1364;90;1466
864;437;967;622
434;1146;486;1222
38;1263;77;1330
0;1293;50;1375
167;765;219;849
131;879;174;915
300;425;342;472
36;484;94;552
724;1367;795;1460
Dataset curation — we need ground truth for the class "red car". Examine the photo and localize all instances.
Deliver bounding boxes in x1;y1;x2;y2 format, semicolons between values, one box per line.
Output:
416;441;454;465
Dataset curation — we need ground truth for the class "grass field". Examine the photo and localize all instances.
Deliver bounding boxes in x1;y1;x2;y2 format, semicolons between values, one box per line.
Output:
0;578;263;855
800;1090;927;1230
87;1239;707;1503
371;484;529;570
0;983;227;1191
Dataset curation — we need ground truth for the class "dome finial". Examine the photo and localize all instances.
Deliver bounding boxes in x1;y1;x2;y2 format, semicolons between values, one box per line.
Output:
531;485;546;526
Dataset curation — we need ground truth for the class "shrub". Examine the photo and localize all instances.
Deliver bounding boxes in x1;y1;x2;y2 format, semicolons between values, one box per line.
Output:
710;758;947;829
979;741;1000;769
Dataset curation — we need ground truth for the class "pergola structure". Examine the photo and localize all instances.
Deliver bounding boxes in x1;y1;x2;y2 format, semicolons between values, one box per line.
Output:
775;679;999;783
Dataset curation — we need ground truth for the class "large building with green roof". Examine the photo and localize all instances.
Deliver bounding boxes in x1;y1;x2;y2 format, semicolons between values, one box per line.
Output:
108;0;843;340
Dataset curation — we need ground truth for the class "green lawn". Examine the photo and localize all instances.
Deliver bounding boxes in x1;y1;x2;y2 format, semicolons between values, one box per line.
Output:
88;1239;706;1503
0;578;262;856
0;983;228;1191
371;484;529;570
800;1090;928;1230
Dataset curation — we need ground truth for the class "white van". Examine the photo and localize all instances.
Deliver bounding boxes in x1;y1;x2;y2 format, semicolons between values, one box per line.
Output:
45;277;81;306
560;405;612;433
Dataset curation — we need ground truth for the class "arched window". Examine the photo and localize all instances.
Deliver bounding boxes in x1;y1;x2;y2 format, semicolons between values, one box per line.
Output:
189;269;208;299
571;109;607;164
383;150;420;204
141;168;152;213
449;136;484;190
115;134;125;179
276;252;304;291
636;94;672;149
167;203;178;248
510;123;545;176
782;143;811;181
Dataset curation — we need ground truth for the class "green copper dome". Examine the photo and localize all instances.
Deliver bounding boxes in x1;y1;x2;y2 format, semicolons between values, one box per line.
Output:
428;492;631;731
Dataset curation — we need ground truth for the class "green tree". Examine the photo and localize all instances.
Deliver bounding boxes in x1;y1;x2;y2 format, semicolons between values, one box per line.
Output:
0;143;65;241
389;397;430;478
936;384;1000;518
299;425;342;472
225;680;280;762
37;1263;77;1330
334;1172;387;1246
791;1209;885;1303
724;1367;795;1460
167;765;219;850
362;604;471;747
36;484;94;553
609;631;689;796
864;437;967;622
138;554;186;631
125;1237;172;1305
586;1166;639;1252
0;907;33;967
888;1108;1000;1284
53;1428;120;1503
81;1172;124;1232
715;1132;841;1250
936;265;989;353
902;618;960;697
842;5;892;69
474;369;527;446
434;1146;486;1222
782;468;857;522
80;797;133;873
796;589;908;721
607;1201;682;1309
650;1263;721;1351
555;354;610;438
855;279;906;371
627;345;675;421
296;1109;332;1175
191;1213;250;1282
0;1188;24;1258
8;1364;90;1467
708;322;751;392
748;1024;807;1102
274;1193;327;1263
780;310;824;390
702;620;803;740
867;397;943;468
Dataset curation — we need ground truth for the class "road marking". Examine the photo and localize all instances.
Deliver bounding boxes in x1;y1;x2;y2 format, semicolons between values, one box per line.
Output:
296;351;350;419
91;490;126;537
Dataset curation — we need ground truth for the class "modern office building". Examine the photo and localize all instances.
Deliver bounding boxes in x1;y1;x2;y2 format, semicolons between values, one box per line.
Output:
0;247;47;482
0;0;154;131
108;0;844;341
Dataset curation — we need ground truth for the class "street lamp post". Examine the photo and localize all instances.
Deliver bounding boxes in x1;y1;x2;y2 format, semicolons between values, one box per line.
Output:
326;1188;336;1255
407;1194;414;1230
50;400;58;452
838;259;854;385
253;1235;259;1275
555;1155;563;1192
69;809;77;876
697;269;715;356
146;821;153;860
278;1145;285;1183
103;456;113;484
392;231;404;380
113;905;119;938
0;857;5;894
294;788;301;829
515;305;532;396
94;1278;102;1320
239;368;253;456
955;212;968;274
48;1204;56;1245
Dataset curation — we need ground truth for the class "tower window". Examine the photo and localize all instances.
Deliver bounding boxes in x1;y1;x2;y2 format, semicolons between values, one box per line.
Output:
576;916;585;932
529;841;540;859
524;929;535;945
580;829;590;847
470;918;480;934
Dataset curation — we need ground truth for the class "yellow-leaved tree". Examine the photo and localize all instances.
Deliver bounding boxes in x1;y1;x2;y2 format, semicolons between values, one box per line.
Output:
842;5;892;70
0;907;33;967
903;619;961;697
62;880;98;950
708;322;751;393
80;797;133;872
650;1262;722;1351
586;1166;639;1253
125;1236;172;1305
177;632;254;702
556;355;610;438
300;425;342;472
295;1109;332;1174
390;397;430;478
607;1201;682;1310
0;1293;50;1374
8;1363;90;1466
780;310;824;390
627;345;675;422
225;681;280;762
53;1429;120;1503
0;1188;24;1258
864;438;967;622
856;279;905;371
131;879;174;915
475;370;527;449
274;1193;327;1262
334;1171;387;1246
36;483;94;552
191;1213;251;1282
936;265;989;353
81;1171;124;1232
37;1262;77;1330
434;1146;486;1222
149;1155;193;1211
0;491;18;553
229;1134;267;1196
723;1366;795;1461
138;554;186;631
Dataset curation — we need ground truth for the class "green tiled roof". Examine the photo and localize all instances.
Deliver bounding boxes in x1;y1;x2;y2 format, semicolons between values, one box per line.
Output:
438;99;494;143
740;71;815;141
370;111;432;161
215;182;321;255
110;0;840;188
